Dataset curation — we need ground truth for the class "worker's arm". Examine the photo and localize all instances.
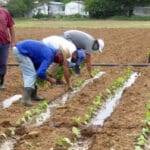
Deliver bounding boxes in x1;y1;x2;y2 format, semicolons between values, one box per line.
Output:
63;59;72;91
85;53;92;77
9;26;15;48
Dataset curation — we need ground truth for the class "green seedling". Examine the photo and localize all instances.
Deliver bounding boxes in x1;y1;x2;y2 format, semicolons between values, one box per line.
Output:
36;78;47;87
135;145;143;150
135;100;150;149
72;127;81;138
56;137;73;149
145;110;150;127
137;134;146;146
146;102;150;110
147;50;150;63
16;101;48;126
72;116;82;126
91;68;100;77
83;113;91;124
74;79;85;88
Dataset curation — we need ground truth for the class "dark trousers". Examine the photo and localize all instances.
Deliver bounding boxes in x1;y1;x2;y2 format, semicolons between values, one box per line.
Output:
0;43;10;76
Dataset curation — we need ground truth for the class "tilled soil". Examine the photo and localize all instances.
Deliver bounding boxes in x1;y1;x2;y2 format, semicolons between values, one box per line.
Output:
14;68;122;150
0;28;150;150
90;68;150;150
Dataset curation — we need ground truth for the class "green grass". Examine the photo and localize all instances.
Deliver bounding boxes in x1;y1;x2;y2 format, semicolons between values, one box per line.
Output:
15;18;150;29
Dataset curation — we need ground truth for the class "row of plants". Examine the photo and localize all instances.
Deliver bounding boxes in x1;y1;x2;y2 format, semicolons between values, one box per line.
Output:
135;102;150;150
72;68;132;126
16;101;49;126
0;69;102;148
55;68;133;149
15;68;101;128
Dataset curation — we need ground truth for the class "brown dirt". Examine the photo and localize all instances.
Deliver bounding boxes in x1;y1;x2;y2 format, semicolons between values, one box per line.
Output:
0;28;150;150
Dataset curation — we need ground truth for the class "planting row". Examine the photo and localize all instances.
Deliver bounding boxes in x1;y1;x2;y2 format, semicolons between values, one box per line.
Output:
0;69;103;150
13;68;129;150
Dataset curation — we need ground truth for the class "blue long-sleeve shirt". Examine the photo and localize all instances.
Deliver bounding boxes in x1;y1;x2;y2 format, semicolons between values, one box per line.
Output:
16;40;57;79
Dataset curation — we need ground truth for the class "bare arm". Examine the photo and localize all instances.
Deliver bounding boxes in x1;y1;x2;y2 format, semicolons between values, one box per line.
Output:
9;26;15;48
85;53;92;77
63;59;71;90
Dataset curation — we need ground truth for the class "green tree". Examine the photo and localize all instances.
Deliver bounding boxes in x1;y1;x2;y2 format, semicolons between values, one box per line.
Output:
7;0;35;17
85;0;150;18
85;0;121;18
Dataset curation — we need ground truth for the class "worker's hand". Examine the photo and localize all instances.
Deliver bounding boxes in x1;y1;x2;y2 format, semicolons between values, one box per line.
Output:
90;74;93;78
65;84;73;92
47;77;56;85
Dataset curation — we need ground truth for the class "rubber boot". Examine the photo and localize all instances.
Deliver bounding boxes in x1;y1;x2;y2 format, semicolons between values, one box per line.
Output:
31;85;44;101
22;88;33;107
0;75;5;90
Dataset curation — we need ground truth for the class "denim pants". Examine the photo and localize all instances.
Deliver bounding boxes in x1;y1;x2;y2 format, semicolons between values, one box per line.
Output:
0;43;10;76
13;47;36;88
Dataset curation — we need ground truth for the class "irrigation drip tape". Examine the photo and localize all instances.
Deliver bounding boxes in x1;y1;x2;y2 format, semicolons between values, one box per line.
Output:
92;63;150;67
7;63;150;67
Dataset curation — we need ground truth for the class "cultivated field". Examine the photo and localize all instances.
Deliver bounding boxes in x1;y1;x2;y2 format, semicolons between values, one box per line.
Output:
0;20;150;150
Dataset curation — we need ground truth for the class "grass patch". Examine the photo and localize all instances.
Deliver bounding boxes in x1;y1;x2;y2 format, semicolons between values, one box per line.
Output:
15;19;150;29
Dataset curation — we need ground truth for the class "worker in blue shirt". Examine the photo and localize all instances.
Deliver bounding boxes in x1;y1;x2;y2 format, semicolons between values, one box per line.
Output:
13;40;71;106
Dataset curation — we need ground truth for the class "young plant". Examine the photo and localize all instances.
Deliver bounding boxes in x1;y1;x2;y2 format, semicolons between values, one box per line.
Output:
72;127;81;139
91;68;101;77
72;116;82;126
147;50;150;63
135;102;150;149
56;136;73;149
74;79;85;88
16;101;48;126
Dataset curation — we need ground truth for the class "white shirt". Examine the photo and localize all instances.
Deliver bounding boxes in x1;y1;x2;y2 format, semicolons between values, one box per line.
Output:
42;36;77;60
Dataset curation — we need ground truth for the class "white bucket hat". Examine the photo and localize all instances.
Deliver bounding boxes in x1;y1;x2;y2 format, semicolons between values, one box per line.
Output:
98;39;104;53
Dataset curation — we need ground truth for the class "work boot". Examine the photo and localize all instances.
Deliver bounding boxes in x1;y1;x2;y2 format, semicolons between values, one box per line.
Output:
0;75;5;90
31;85;44;101
22;88;33;107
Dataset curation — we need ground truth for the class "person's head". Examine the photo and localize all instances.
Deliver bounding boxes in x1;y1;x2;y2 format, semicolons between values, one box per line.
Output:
71;49;86;65
92;39;104;53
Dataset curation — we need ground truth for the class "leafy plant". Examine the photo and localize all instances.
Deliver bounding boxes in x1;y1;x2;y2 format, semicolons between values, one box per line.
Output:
72;127;81;138
74;79;85;88
36;78;47;88
16;101;48;126
91;68;101;77
56;137;73;149
72;116;82;126
135;101;150;149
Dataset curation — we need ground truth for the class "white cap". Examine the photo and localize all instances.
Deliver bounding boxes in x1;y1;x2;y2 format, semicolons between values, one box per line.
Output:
98;39;104;53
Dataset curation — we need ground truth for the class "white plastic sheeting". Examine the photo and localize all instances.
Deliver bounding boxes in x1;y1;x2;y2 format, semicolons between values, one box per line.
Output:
2;95;22;109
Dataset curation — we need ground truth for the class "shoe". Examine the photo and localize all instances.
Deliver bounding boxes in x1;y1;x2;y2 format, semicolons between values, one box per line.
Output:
22;88;33;107
0;75;5;90
31;85;44;101
0;84;5;90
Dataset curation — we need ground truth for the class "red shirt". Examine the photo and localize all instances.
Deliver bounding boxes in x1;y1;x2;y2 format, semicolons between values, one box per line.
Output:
0;7;14;44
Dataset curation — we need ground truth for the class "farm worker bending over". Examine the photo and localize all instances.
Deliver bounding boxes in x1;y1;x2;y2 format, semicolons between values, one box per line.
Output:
42;35;77;83
0;5;15;90
42;35;87;78
13;40;71;106
63;30;104;77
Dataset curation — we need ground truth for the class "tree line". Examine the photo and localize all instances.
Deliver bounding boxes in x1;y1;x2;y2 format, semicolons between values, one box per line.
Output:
6;0;150;18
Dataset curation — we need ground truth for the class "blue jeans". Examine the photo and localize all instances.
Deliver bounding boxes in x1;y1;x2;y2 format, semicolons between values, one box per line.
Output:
0;43;10;75
13;47;36;88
